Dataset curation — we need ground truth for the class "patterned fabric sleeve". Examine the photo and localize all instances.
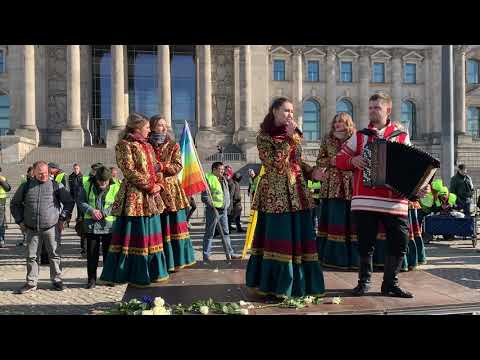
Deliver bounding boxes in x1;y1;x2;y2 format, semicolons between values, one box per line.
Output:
316;137;331;168
116;141;154;192
163;142;183;176
257;133;290;173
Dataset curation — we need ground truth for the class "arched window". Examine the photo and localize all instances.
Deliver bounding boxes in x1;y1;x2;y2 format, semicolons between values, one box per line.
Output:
467;106;480;138
303;99;320;141
0;93;10;136
336;99;353;120
401;100;417;139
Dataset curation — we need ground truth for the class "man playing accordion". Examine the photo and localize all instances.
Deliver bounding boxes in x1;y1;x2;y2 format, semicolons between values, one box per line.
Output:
333;92;428;298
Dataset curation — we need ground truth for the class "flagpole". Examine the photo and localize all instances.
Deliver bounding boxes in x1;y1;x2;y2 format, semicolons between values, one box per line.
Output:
184;122;231;261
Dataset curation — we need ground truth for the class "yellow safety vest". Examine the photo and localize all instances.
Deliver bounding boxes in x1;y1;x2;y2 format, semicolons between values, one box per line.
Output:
0;175;7;199
83;181;120;223
308;180;321;200
55;172;66;184
205;173;224;208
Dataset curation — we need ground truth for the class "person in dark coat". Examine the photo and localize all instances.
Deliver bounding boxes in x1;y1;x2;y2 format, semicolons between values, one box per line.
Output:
228;172;244;233
68;163;83;226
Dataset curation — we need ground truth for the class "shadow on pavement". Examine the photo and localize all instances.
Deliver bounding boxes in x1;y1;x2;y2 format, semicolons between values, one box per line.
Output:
0;302;117;315
424;267;480;290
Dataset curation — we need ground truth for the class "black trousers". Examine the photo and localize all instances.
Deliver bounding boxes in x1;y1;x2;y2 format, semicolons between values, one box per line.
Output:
86;233;112;281
228;214;242;231
186;197;197;222
354;211;409;258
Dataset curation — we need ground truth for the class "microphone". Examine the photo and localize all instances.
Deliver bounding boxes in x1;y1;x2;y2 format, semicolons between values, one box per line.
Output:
295;127;303;136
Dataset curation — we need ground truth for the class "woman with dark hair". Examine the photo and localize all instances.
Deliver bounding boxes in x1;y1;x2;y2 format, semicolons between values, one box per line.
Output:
100;112;169;286
315;112;359;269
245;97;325;298
149;115;196;271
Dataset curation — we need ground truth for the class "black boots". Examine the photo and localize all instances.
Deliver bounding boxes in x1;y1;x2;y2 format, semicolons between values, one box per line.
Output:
352;256;373;296
381;256;414;298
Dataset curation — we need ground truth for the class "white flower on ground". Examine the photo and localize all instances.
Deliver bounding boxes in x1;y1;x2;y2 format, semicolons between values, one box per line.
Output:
239;300;251;306
304;296;314;304
213;268;219;273
153;306;171;315
154;297;165;307
142;310;154;315
247;305;255;309
332;297;343;304
239;309;249;315
199;306;209;315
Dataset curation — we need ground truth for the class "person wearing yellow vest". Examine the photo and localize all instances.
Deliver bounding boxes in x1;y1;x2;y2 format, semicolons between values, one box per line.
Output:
77;166;120;289
77;162;104;257
110;166;122;186
47;163;68;258
201;162;241;261
0;167;11;248
307;179;322;228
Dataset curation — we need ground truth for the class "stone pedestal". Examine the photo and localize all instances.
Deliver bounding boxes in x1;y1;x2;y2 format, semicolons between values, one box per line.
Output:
0;135;37;163
106;128;123;149
14;127;39;146
61;128;85;148
234;128;258;163
194;128;218;160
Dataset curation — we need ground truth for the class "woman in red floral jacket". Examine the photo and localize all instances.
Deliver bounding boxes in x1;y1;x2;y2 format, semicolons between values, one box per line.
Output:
100;113;169;287
149;115;196;272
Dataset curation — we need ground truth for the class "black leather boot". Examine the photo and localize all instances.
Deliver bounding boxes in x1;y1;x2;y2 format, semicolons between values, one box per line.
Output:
381;255;414;298
352;256;373;296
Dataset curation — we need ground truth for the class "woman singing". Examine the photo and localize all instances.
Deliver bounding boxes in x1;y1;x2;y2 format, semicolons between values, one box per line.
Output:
245;97;325;298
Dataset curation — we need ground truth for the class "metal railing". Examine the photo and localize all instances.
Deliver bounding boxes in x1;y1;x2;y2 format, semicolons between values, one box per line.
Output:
2;186;254;225
204;153;246;162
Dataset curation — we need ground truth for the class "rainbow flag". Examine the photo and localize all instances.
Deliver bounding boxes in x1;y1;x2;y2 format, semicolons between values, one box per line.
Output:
178;121;208;196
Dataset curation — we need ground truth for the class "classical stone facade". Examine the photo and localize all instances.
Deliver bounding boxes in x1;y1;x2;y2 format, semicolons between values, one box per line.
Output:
1;45;480;175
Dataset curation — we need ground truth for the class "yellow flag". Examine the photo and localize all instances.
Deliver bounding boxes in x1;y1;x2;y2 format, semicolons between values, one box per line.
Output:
242;166;265;259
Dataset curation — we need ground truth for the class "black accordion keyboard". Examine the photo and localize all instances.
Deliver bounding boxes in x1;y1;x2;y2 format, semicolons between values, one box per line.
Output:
363;139;440;200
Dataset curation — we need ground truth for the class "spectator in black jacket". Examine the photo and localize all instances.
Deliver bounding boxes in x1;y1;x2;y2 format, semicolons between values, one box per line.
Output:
449;164;474;217
68;163;83;225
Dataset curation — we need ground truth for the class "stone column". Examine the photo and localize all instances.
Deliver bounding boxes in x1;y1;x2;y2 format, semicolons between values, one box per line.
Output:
124;45;129;119
358;48;370;128
241;45;253;130
15;45;39;145
423;48;432;137
107;45;126;148
431;46;443;135
233;46;241;133
293;48;303;129
198;45;213;129
391;49;403;123
61;45;84;148
325;48;337;136
194;45;216;160
158;45;172;127
455;45;467;135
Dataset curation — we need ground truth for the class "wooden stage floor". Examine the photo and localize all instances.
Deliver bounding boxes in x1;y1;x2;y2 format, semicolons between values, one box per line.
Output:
123;260;480;315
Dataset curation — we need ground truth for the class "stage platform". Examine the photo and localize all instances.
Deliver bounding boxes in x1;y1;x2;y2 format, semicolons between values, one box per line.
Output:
123;260;480;315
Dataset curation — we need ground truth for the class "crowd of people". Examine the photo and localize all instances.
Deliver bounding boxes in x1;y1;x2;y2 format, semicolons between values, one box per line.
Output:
1;91;477;302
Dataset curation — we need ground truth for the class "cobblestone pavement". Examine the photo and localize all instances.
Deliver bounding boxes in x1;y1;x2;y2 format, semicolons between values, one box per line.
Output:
0;222;246;315
1;223;480;315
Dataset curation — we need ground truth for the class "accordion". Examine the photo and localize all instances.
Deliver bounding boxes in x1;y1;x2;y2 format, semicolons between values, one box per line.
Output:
363;139;440;200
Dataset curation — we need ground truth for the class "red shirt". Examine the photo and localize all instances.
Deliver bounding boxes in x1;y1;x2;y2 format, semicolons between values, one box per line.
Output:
334;120;410;217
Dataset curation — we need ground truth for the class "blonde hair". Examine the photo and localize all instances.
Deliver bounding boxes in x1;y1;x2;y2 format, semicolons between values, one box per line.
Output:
329;112;356;139
118;112;149;142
